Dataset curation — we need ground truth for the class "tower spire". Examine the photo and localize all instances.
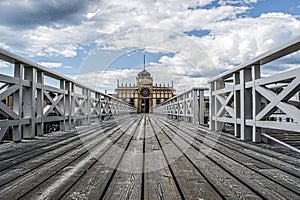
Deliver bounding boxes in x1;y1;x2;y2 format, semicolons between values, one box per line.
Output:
143;54;146;71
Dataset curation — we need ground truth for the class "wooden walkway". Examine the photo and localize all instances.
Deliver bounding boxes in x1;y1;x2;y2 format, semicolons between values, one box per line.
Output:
0;114;299;200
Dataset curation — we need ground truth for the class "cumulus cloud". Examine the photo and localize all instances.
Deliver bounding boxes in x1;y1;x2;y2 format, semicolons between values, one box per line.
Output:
0;61;10;68
38;62;72;69
1;0;300;93
71;64;209;94
0;0;254;57
196;12;300;70
0;0;95;29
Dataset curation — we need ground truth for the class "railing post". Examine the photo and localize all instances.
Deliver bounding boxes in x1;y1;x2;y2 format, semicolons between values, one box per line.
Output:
209;82;214;130
215;81;224;131
192;89;199;125
71;83;75;127
12;63;23;142
86;89;91;125
36;71;44;136
23;66;36;139
199;89;205;125
60;80;66;131
240;69;252;141
65;81;72;130
234;72;240;138
183;94;186;122
252;64;261;142
97;92;101;122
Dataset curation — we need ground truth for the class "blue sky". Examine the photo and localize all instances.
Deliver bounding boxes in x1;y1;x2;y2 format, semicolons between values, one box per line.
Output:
0;0;300;93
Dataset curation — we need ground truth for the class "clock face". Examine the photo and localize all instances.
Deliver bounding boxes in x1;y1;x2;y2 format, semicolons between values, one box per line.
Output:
140;87;150;97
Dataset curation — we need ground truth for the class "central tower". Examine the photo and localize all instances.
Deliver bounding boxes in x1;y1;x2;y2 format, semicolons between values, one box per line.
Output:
114;55;175;113
136;57;153;112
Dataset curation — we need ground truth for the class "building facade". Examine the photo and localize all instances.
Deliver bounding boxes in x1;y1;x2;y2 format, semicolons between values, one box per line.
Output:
114;68;175;113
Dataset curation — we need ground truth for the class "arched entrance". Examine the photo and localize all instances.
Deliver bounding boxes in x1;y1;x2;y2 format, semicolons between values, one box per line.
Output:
141;98;150;113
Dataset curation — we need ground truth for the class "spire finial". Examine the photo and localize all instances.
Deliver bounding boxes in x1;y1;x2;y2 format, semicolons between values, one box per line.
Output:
143;54;146;71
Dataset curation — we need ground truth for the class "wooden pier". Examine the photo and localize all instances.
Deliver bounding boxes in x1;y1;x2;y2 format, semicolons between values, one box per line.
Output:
0;114;299;199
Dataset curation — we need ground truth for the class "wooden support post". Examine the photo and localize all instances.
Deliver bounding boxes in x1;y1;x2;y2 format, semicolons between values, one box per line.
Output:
199;90;205;125
240;69;252;141
36;71;44;136
23;66;36;139
96;93;101;123
99;93;103;121
234;73;241;138
87;89;91;125
209;82;214;130
183;94;186;122
214;81;224;131
252;65;261;142
12;63;23;142
60;80;66;131
192;89;199;125
71;84;76;127
65;81;72;130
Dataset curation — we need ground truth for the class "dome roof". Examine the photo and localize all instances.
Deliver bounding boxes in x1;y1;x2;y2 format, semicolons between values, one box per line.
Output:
138;69;151;78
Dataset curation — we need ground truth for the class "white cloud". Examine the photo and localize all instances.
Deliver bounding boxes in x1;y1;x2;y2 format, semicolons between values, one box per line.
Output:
0;61;10;68
196;12;300;70
1;0;300;94
72;52;211;94
0;1;252;58
38;62;72;69
218;0;258;5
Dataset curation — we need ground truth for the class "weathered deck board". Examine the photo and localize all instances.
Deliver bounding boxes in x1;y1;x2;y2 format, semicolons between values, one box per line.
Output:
150;117;260;199
153;116;300;199
144;116;182;200
156;117;300;195
150;117;223;200
0;114;299;200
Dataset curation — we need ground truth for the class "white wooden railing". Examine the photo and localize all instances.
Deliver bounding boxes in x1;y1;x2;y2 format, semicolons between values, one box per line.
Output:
0;48;136;142
209;36;300;142
153;88;208;125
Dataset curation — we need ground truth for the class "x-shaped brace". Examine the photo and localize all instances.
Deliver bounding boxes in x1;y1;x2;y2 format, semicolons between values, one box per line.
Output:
0;85;19;119
216;92;234;118
256;76;300;122
43;92;64;116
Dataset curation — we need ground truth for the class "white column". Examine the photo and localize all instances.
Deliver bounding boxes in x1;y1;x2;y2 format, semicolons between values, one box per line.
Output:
233;73;241;138
12;63;23;142
240;69;252;141
86;89;91;125
209;82;214;130
214;81;224;131
192;89;199;125
23;66;36;138
252;65;261;142
71;84;76;127
65;81;72;130
199;90;205;125
60;80;66;131
36;71;44;136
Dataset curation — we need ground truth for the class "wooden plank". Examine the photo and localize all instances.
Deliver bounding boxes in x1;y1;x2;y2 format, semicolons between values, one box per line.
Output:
149;116;222;200
10;119;135;200
158;117;300;199
144;116;182;200
175;119;300;174
150;116;260;199
60;117;142;199
164;116;300;167
101;116;144;200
